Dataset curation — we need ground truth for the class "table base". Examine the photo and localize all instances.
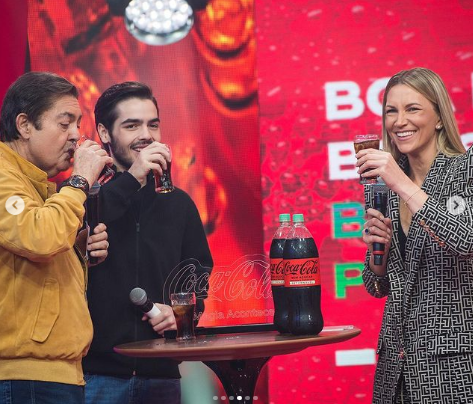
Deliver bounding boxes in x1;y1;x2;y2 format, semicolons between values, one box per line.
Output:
203;357;270;404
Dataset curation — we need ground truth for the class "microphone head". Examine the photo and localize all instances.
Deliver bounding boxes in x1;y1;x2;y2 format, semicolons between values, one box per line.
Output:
130;287;147;306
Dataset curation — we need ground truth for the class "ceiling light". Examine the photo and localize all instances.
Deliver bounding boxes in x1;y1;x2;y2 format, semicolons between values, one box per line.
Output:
125;0;194;46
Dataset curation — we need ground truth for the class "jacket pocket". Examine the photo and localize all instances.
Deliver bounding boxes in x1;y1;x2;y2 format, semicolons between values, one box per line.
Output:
427;331;473;356
30;278;59;343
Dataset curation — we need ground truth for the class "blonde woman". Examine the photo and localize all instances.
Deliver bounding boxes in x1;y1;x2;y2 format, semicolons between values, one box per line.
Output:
357;67;473;403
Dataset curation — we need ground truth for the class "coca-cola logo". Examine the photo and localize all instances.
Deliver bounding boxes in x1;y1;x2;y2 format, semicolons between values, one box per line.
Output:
163;254;272;303
284;259;319;275
270;260;285;275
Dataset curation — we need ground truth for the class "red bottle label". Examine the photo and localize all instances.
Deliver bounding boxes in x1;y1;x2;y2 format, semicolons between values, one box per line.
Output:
284;258;320;287
270;258;285;285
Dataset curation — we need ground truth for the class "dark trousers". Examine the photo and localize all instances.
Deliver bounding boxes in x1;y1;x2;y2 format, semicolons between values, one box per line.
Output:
0;380;84;404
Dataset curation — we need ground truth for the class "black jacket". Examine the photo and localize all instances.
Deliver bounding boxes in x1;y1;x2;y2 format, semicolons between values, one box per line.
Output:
83;171;213;378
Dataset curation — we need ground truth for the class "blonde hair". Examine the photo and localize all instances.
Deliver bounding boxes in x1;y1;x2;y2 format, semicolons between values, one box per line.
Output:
382;67;465;161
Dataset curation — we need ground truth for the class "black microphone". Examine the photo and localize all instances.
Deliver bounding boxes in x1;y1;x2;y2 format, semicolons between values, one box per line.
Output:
371;180;389;265
86;182;101;265
129;287;161;318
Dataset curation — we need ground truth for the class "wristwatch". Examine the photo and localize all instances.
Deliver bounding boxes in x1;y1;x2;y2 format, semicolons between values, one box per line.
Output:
62;175;90;196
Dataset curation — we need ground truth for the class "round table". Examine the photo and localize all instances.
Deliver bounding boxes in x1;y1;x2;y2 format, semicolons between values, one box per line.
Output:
115;326;361;403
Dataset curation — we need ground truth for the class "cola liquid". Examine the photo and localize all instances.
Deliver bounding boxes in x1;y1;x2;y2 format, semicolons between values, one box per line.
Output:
154;146;174;193
283;214;323;335
354;134;380;184
269;213;292;333
172;303;196;341
353;139;380;154
154;161;174;193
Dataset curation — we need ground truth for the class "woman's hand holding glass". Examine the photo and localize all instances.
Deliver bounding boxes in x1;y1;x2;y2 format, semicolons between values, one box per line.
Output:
355;149;408;193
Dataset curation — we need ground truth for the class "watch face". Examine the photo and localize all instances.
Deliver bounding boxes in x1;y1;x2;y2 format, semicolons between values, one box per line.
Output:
70;176;85;187
68;175;89;192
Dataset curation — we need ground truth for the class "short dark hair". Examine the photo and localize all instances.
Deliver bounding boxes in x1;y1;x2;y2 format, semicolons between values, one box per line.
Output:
94;81;159;140
0;71;78;142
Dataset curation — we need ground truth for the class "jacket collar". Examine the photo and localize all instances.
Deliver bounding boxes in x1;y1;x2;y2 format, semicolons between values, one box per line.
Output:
0;141;55;200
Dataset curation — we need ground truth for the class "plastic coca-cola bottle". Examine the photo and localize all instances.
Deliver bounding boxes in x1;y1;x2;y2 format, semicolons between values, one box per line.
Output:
269;213;292;333
283;213;323;335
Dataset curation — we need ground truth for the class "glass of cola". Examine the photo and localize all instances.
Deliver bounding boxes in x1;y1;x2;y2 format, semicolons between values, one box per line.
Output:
170;292;196;341
354;134;380;184
154;144;175;193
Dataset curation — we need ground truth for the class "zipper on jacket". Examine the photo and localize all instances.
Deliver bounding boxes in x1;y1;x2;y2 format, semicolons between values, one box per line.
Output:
133;221;140;373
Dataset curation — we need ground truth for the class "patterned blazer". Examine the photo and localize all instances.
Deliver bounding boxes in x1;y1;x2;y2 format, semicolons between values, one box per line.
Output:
363;147;473;404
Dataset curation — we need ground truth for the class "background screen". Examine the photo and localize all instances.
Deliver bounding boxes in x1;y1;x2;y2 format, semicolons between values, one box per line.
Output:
1;0;473;402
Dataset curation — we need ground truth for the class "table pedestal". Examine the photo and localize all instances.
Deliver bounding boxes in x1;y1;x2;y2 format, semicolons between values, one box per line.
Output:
203;357;270;404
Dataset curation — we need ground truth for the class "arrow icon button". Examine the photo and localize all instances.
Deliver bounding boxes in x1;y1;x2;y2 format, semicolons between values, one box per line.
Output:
5;196;25;215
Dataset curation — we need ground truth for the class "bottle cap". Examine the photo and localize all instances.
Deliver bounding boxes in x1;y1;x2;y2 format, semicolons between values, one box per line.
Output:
293;213;304;223
279;213;291;222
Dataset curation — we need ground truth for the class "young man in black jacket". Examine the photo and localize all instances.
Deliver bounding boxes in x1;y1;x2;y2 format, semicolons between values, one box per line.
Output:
83;82;213;404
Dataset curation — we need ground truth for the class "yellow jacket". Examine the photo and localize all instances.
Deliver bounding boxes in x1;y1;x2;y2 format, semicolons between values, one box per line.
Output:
0;142;93;385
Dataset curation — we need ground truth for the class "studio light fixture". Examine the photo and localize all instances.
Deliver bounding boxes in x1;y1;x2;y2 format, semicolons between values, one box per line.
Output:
124;0;194;46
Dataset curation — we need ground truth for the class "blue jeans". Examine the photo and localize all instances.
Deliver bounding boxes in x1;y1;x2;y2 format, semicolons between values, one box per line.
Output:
84;374;181;404
0;380;84;404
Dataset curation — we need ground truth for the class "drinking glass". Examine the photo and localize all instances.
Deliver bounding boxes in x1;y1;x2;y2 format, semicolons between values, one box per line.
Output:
354;134;379;184
154;145;175;193
170;292;196;341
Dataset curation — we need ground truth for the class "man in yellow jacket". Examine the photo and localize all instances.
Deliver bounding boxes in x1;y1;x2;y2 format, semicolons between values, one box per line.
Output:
0;72;113;404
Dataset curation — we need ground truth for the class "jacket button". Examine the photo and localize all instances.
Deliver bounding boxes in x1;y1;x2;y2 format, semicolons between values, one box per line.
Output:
419;219;426;226
374;281;380;295
399;349;406;359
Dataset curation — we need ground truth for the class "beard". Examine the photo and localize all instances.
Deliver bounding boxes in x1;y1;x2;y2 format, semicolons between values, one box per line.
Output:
109;135;153;171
